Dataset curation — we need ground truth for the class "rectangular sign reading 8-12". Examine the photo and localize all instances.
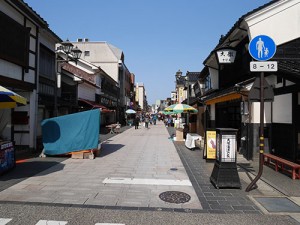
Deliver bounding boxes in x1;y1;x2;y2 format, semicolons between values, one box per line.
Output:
250;61;278;72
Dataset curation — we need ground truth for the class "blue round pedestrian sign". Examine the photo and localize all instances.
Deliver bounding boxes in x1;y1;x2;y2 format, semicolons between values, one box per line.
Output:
249;35;276;61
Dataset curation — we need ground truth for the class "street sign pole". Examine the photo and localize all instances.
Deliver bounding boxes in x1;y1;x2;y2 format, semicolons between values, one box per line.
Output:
246;35;276;192
246;72;265;192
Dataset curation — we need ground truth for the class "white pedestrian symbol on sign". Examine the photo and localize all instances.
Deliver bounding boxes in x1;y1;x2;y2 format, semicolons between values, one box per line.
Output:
256;38;265;59
264;48;269;57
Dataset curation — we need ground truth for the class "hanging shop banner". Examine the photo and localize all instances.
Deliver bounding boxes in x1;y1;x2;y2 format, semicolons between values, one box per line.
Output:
206;130;216;159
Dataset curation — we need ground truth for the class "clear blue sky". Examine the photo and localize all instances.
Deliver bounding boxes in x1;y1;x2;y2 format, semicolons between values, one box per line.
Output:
24;0;270;105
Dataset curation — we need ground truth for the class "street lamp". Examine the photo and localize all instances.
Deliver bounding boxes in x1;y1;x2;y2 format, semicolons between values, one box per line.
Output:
54;40;82;116
209;45;241;189
175;69;183;104
175;69;190;129
175;69;182;82
56;40;82;88
215;46;237;64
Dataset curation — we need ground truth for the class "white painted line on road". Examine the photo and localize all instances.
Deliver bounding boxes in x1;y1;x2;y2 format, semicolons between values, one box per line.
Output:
0;218;12;225
103;178;192;186
36;220;68;225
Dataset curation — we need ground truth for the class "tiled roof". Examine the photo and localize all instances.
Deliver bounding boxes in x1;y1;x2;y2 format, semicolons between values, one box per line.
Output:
278;60;300;76
186;72;200;82
182;97;199;105
176;72;200;86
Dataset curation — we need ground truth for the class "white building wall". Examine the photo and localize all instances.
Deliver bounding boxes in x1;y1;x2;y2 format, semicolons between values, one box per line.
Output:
96;63;119;82
208;67;219;90
246;0;300;45
251;102;272;124
0;59;22;80
273;93;292;124
137;84;145;110
139;86;144;109
72;42;119;82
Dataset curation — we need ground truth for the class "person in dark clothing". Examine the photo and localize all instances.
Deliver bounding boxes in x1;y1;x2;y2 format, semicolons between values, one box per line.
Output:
183;124;189;140
145;116;149;128
134;116;140;129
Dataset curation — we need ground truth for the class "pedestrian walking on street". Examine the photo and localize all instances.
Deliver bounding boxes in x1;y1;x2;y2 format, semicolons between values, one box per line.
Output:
145;116;149;129
153;114;157;125
134;116;139;129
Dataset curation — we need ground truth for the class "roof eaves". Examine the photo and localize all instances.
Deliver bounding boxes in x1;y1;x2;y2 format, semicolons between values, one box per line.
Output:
15;0;62;42
203;0;281;65
14;0;48;27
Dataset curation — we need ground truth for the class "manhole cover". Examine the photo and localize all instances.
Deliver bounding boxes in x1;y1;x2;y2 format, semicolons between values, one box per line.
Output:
159;191;191;204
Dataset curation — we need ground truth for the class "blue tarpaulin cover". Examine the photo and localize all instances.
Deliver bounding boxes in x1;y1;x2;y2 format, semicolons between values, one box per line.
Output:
41;109;100;155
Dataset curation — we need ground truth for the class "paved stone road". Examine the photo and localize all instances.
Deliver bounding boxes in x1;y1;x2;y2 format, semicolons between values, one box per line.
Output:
0;122;201;210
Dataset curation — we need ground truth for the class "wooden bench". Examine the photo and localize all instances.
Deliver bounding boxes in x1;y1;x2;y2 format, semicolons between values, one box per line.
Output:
263;153;300;179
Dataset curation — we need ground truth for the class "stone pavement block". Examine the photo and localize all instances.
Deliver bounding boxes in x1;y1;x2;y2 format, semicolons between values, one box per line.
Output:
8;183;29;190
232;205;259;211
53;196;89;204
116;199;149;207
93;196;119;206
84;197;105;206
182;201;202;209
23;184;45;191
40;186;68;191
149;199;183;209
218;200;241;206
0;194;28;202
22;196;57;203
56;191;98;199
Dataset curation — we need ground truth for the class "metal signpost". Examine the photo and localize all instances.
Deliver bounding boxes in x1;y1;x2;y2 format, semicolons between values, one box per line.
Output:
246;35;276;192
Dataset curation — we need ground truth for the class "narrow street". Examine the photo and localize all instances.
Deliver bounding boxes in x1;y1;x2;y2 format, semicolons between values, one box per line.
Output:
0;121;299;224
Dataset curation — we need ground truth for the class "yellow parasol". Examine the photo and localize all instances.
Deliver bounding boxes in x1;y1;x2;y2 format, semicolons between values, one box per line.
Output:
0;86;27;108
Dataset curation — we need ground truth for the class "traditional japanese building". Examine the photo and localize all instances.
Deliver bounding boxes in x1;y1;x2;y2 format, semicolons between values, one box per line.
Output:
198;0;300;161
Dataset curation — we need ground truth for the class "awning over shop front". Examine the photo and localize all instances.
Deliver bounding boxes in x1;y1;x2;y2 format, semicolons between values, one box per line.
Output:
204;92;241;105
203;80;254;105
78;99;112;112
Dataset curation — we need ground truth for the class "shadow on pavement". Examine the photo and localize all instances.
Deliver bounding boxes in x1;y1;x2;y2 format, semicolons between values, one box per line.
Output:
100;144;125;157
0;159;66;191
